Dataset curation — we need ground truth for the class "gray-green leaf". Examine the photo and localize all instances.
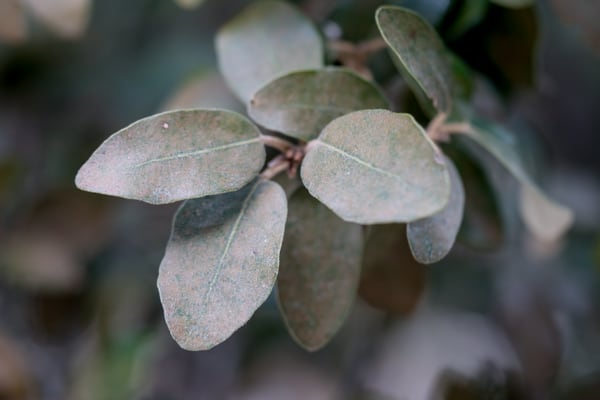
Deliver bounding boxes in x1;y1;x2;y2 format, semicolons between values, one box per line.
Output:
376;6;455;115
75;109;265;204
519;184;573;242
215;0;324;103
359;224;426;314
407;156;465;264
278;189;362;351
465;121;573;240
157;179;287;350
301;109;450;224
248;68;389;141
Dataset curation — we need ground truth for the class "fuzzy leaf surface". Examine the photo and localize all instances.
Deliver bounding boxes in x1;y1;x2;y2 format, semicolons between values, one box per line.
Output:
278;189;362;351
376;6;455;115
75;109;265;204
157;180;287;350
216;0;323;103
249;68;389;141
407;156;465;264
301;110;450;224
465;121;573;240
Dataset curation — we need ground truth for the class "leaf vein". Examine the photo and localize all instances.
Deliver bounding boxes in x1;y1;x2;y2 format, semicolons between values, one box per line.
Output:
201;181;260;314
134;137;260;168
318;141;417;189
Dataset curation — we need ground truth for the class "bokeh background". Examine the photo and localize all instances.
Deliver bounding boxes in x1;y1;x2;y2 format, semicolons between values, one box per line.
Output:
1;0;599;399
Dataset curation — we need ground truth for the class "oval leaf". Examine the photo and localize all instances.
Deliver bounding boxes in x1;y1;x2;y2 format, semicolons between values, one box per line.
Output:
162;71;243;113
75;109;266;204
249;68;389;141
157;179;287;350
519;184;574;242
22;0;90;38
376;6;455;115
278;189;362;351
359;224;426;314
301;109;450;224
363;308;520;399
407;156;465;264
465;121;573;240
216;0;324;103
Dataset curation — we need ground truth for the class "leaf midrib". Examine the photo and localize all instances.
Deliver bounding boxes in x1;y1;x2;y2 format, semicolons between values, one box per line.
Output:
200;181;260;315
134;137;260;168
317;141;418;190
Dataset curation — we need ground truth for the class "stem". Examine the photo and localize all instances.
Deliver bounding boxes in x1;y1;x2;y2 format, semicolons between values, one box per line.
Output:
426;112;448;142
440;122;474;137
357;37;387;57
259;134;294;153
260;159;290;180
426;113;474;142
328;37;387;80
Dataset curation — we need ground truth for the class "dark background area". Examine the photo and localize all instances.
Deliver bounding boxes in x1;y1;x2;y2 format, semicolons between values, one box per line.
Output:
1;0;599;399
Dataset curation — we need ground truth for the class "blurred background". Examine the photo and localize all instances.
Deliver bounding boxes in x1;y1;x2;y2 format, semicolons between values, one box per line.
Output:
0;0;599;399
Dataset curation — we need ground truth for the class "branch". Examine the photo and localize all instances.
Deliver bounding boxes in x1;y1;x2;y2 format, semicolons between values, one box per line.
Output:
260;134;294;153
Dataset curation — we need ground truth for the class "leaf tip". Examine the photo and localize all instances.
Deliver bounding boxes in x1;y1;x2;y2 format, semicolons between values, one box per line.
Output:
519;185;574;241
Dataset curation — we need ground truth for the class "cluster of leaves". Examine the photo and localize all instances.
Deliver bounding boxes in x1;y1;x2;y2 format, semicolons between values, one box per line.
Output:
75;0;573;351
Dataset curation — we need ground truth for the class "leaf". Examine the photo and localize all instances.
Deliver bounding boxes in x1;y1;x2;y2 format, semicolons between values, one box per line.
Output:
444;0;489;39
0;0;27;44
75;109;266;204
362;308;520;400
22;0;91;38
215;0;324;103
376;6;456;116
301;109;450;224
248;68;389;142
465;121;573;240
174;0;205;9
157;179;287;350
359;224;425;314
271;173;302;199
277;189;362;351
519;185;574;242
407;156;465;264
489;0;534;8
162;71;243;113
